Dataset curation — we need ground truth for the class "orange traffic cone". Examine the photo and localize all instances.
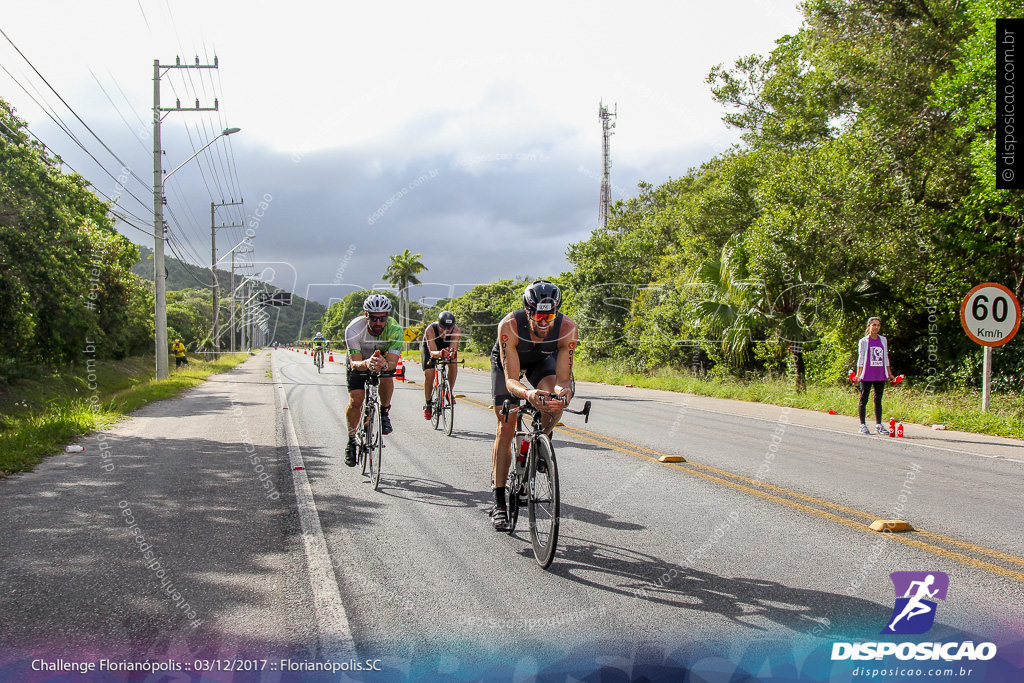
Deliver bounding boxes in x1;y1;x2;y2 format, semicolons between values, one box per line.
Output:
328;353;334;362
304;349;307;355
396;359;405;381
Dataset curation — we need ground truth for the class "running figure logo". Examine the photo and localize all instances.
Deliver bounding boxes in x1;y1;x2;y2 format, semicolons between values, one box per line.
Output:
882;571;949;635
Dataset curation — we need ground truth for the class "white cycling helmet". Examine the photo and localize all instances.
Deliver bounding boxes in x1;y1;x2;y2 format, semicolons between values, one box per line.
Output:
363;293;393;314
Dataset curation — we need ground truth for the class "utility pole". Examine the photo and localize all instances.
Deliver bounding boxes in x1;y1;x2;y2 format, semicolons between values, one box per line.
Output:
211;199;244;354
598;100;617;229
230;246;255;352
153;56;220;379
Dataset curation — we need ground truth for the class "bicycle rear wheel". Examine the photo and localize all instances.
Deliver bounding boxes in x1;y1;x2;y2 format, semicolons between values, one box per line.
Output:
440;379;454;436
430;382;442;430
359;405;372;475
527;435;559;569
366;402;383;490
504;449;525;534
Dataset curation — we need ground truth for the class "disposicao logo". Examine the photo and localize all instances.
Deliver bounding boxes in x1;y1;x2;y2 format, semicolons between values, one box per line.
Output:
882;571;948;635
831;570;997;662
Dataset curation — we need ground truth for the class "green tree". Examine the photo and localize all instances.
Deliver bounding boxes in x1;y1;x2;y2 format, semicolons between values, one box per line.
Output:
0;98;145;377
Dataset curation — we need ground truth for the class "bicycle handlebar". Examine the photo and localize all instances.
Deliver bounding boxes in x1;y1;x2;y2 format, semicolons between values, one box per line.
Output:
500;397;592;424
349;369;398;378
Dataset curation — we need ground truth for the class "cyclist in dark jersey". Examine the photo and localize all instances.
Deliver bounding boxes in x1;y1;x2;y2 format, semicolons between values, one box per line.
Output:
488;280;578;531
421;310;462;420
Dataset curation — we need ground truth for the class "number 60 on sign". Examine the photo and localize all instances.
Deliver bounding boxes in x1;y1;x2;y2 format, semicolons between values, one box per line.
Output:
960;283;1021;347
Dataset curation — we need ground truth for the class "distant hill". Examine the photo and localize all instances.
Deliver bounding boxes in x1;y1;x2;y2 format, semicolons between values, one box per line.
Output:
133;246;326;342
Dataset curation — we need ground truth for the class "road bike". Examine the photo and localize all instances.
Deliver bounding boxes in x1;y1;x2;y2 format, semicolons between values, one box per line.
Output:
313;348;325;373
429;351;460;436
500;396;591;569
353;369;396;490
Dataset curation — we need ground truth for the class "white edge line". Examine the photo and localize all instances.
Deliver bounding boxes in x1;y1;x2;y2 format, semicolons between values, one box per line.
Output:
273;353;357;660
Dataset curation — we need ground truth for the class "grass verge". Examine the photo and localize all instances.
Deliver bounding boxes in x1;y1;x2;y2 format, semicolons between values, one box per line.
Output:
0;353;252;477
453;352;1024;439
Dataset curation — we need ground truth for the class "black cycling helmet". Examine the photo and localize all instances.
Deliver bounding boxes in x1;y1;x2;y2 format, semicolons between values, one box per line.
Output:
437;310;456;329
522;280;561;314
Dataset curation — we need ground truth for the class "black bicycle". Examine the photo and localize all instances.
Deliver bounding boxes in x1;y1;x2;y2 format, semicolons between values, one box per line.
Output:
313;347;325;373
501;396;592;569
430;352;460;436
353;369;396;490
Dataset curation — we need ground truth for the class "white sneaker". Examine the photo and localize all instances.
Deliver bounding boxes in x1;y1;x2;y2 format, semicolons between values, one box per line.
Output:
859;425;871;434
876;424;886;435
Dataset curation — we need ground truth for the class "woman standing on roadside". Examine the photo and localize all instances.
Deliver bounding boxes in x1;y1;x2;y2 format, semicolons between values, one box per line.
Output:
855;316;896;435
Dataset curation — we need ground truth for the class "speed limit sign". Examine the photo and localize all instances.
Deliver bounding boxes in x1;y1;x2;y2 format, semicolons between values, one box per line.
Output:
960;283;1021;347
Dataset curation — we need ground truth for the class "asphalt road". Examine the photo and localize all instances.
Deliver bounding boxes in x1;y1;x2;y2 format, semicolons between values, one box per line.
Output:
272;348;1024;674
2;349;1022;679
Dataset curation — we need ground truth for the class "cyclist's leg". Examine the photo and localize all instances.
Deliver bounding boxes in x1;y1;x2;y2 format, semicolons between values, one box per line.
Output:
421;344;436;405
345;366;368;436
489;361;517;529
491;406;516;529
345;390;365;434
378;375;395;434
423;368;435;405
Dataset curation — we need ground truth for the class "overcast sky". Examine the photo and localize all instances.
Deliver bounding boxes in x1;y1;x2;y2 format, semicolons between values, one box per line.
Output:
1;1;804;308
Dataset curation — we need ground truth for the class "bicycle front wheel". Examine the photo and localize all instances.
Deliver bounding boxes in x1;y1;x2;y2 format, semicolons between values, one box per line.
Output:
367;402;383;490
440;379;454;436
527;435;559;569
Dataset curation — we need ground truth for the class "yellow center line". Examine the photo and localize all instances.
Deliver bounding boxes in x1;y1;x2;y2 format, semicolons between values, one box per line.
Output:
912;529;1024;569
558;424;877;521
457;393;1024;581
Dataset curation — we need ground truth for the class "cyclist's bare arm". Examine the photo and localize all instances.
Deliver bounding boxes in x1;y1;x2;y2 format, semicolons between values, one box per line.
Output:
498;315;525;400
552;319;579;404
425;325;440;358
448;326;462;359
384;351;400;372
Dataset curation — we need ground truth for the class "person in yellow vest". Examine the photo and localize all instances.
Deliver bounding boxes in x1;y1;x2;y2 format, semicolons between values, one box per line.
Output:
172;339;189;368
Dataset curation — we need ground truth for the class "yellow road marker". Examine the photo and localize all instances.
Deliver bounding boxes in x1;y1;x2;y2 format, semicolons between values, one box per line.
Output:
870;520;914;532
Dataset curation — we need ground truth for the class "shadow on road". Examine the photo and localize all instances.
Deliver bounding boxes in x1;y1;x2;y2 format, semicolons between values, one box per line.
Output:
546;536;888;640
0;429;314;662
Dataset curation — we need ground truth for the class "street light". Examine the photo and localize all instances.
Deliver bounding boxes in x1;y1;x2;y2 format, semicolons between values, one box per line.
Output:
153;126;240;379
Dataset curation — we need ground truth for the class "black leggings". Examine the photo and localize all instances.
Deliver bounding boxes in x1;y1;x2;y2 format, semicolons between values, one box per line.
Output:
858;381;886;424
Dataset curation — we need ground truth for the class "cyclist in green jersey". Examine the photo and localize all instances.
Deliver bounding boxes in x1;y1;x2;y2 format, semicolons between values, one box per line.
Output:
312;332;327;365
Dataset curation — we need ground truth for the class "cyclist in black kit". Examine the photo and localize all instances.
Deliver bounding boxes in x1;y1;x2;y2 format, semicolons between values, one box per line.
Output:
488;280;578;531
422;310;462;420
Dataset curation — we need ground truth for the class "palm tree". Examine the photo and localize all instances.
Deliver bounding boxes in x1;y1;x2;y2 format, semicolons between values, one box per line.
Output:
690;243;881;393
382;249;428;328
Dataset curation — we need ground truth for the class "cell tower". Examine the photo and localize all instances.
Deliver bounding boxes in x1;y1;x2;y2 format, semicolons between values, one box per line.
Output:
598;100;617;228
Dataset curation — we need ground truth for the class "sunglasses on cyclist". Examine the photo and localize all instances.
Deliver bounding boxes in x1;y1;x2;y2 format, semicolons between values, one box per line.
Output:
531;312;556;322
367;314;389;322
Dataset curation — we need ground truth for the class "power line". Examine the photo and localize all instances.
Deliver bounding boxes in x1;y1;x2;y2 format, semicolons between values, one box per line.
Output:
0;26;151;191
88;67;150;156
0;116;156;238
0;58;153;220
